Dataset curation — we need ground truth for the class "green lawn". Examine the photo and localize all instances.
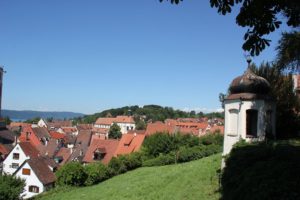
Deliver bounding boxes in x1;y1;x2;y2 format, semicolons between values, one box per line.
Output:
37;154;221;200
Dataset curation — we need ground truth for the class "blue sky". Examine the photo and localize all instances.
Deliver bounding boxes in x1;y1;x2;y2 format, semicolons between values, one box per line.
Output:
0;1;290;114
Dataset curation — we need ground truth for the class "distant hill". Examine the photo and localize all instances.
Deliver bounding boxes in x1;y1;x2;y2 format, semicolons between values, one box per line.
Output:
2;109;84;121
73;105;224;124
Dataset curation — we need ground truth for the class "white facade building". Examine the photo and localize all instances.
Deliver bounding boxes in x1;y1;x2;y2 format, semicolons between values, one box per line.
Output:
37;119;48;128
94;116;136;134
2;142;39;175
13;157;56;199
223;67;276;156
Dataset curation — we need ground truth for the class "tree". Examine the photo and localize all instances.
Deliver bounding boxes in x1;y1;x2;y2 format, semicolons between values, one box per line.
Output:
135;120;146;130
276;31;300;71
108;123;122;139
55;162;87;186
160;0;300;56
250;62;300;138
3;117;11;125
0;174;25;200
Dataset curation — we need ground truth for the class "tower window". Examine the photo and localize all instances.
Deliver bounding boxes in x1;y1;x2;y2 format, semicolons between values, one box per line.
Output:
228;109;238;136
246;109;258;137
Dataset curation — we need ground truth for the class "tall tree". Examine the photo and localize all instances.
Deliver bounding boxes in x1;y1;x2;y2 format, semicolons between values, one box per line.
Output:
160;0;300;56
276;31;300;71
250;63;300;138
108;123;122;139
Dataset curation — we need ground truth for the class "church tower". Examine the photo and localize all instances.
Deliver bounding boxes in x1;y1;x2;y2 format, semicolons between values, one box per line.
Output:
222;60;276;155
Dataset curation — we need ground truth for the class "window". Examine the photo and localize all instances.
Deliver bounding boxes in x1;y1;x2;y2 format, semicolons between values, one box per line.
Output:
13;153;19;160
22;168;31;175
11;163;19;169
228;109;238;135
29;186;39;193
246;109;258;137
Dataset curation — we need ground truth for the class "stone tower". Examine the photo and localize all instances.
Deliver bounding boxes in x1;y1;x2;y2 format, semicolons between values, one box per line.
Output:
222;62;276;156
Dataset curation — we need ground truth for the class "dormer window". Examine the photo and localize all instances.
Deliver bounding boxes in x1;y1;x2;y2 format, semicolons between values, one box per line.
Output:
93;148;106;160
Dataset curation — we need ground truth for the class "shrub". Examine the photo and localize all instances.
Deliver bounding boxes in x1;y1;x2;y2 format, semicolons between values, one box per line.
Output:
199;133;223;146
108;153;143;176
221;142;300;200
56;162;87;186
84;162;109;186
142;153;176;167
142;132;175;157
0;174;25;200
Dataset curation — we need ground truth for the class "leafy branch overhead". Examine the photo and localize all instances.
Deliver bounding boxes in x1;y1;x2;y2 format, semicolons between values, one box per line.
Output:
160;0;300;56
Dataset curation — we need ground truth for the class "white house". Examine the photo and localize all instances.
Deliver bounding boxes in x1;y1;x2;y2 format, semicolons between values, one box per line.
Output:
2;142;39;175
94;116;135;134
222;66;276;157
37;119;48;128
13;157;56;199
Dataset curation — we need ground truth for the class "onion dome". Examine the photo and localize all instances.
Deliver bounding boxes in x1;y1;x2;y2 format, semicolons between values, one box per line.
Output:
229;68;271;95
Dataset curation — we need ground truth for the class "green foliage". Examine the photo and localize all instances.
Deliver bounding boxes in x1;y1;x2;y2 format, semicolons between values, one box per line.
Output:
108;153;143;176
108;123;122;139
251;63;300;138
221;142;300;200
0;174;25;200
73;105;223;124
34;154;221;200
142;133;176;157
24;117;41;124
135;120;146;130
56;162;87;186
143;144;222;167
199;133;224;146
84;162;109;186
276;31;300;71
142;153;176;167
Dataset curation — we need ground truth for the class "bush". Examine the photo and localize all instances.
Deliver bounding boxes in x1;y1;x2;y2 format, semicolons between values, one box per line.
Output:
0;174;25;200
221;142;300;200
84;162;109;186
199;133;223;146
142;153;176;167
56;162;87;186
142;132;175;157
108;153;143;176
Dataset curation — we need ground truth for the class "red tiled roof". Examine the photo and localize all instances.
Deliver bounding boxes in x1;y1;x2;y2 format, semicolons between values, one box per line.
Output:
37;139;60;158
61;127;77;134
114;133;145;156
55;147;72;165
92;127;109;134
208;125;224;134
77;124;93;131
83;138;119;164
9;122;31;128
19;142;40;158
95;118;115;125
27;157;56;185
0;144;10;155
95;116;135;125
48;120;72;128
49;131;65;140
145;121;175;136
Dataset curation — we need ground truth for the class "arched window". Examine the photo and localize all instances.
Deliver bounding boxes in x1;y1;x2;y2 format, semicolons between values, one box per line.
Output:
29;185;39;193
228;109;238;136
246;109;258;137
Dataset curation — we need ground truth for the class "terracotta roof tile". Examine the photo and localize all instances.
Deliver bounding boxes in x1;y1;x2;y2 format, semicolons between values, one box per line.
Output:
49;131;65;140
19;142;40;158
114;133;145;156
32;127;50;139
83;138;119;164
145;121;175;136
27;157;56;185
95;116;135;125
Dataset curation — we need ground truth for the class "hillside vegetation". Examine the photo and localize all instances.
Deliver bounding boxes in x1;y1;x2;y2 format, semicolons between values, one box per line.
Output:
37;154;221;200
73;105;224;124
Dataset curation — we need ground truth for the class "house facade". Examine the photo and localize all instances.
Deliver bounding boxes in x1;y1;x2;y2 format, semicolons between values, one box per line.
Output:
94;116;135;134
13;157;56;199
2;142;39;175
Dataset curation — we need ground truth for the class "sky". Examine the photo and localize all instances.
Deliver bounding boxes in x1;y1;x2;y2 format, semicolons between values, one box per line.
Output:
0;1;291;114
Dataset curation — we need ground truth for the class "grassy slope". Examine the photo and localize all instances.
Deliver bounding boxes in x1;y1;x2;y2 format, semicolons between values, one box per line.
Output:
38;154;221;200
